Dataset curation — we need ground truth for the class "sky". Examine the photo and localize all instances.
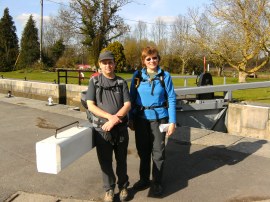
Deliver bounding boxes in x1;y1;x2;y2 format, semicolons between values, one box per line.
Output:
0;0;210;40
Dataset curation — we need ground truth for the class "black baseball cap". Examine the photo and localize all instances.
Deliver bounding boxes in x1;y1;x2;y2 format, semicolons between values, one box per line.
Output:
98;51;114;61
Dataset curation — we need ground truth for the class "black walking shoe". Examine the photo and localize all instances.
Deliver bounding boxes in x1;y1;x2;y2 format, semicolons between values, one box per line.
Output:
132;180;150;190
153;183;163;196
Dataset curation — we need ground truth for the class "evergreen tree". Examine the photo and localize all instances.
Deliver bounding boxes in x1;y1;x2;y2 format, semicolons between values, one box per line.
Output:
17;15;40;69
43;38;66;68
106;41;126;72
50;38;65;65
0;8;19;71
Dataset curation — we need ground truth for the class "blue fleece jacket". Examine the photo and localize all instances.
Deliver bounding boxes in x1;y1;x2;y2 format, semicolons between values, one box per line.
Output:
129;67;176;123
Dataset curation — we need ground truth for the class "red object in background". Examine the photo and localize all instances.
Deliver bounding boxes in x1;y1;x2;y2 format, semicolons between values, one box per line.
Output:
91;72;100;78
78;64;91;70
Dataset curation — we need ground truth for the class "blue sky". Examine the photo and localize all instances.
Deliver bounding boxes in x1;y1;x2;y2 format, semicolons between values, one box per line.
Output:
0;0;210;39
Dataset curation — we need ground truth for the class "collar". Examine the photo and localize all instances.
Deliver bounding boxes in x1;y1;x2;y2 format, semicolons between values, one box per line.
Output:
141;66;162;75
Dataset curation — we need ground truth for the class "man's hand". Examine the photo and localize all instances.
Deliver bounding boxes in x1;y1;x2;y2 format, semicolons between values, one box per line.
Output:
101;114;122;131
109;114;122;125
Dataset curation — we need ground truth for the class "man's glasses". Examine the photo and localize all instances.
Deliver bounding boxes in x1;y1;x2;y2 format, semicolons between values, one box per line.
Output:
145;57;158;61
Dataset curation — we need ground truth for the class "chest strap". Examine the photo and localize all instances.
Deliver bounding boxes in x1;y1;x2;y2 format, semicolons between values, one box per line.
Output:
136;102;168;111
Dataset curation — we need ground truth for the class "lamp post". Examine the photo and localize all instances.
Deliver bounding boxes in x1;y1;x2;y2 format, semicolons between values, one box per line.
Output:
203;56;206;73
40;0;43;63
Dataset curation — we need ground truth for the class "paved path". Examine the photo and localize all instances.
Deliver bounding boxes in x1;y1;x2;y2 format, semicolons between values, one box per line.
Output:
1;94;270;202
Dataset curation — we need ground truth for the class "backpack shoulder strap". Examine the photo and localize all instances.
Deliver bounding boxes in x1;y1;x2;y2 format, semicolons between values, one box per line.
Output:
159;69;165;88
92;74;100;87
115;76;124;94
115;76;124;86
135;70;142;88
92;74;103;104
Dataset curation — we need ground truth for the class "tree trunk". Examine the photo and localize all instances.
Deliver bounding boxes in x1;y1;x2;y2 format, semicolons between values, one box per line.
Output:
238;71;247;83
181;61;185;75
217;68;221;77
217;67;222;77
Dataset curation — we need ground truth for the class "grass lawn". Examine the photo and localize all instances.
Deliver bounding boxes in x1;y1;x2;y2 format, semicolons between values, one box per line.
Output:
1;70;270;104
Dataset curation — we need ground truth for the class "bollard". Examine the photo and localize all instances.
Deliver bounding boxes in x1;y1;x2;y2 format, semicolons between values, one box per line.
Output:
48;96;53;106
7;90;11;98
184;78;187;87
223;76;226;85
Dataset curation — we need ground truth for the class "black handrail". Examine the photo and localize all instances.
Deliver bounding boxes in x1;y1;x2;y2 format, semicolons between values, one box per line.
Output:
57;68;94;85
55;121;79;138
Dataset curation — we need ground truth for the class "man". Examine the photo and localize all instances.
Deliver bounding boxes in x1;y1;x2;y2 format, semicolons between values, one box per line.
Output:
85;50;131;202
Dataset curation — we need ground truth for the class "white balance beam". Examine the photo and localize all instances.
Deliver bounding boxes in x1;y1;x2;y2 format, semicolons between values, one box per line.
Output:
36;122;95;174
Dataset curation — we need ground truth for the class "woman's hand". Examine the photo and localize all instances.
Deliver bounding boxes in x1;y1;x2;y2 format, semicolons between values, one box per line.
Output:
166;123;176;137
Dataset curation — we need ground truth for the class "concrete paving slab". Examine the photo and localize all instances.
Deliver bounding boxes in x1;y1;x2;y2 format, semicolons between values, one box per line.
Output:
0;95;86;120
191;131;244;147
170;126;212;143
5;191;91;202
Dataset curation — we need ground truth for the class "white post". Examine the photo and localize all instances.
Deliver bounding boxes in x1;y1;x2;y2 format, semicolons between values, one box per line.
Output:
40;0;43;63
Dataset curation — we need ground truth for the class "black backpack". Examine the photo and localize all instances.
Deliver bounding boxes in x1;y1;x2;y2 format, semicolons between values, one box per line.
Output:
92;74;124;104
86;74;124;126
132;69;168;110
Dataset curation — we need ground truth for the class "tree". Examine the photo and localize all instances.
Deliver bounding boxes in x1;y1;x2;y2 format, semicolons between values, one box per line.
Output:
170;15;195;75
67;0;130;66
123;37;157;70
105;41;125;72
123;37;141;71
189;0;270;82
50;39;66;65
43;9;82;47
150;18;169;56
55;47;78;68
42;38;66;68
133;20;148;42
0;8;19;71
17;15;40;69
43;10;85;69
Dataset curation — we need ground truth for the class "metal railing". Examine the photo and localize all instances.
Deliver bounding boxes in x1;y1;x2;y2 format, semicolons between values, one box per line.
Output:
127;75;270;101
57;68;94;85
174;81;270;101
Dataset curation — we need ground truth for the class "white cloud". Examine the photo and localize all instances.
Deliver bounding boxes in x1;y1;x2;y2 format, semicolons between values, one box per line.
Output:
16;13;50;29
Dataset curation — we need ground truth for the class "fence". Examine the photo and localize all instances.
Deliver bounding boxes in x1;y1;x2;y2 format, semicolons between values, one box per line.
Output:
174;81;270;101
57;68;94;85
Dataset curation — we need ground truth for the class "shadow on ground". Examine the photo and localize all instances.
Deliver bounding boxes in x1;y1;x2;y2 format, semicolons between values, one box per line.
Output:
124;128;267;201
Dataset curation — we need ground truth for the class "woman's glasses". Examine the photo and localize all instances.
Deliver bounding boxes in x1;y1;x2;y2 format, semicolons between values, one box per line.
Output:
145;57;158;61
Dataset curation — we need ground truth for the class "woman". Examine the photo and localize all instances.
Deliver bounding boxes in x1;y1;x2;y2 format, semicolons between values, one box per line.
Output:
129;46;176;196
